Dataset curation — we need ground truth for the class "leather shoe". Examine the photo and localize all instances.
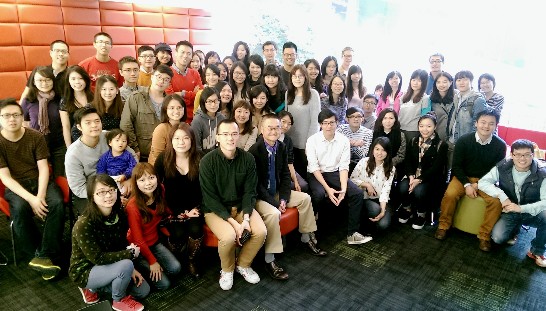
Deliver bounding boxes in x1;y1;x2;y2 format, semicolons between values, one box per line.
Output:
479;239;491;252
265;261;289;280
435;228;447;240
306;240;327;256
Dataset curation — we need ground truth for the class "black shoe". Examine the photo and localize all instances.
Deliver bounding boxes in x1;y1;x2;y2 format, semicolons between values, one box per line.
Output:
412;215;426;230
398;207;411;224
305;240;327;256
265;261;289;280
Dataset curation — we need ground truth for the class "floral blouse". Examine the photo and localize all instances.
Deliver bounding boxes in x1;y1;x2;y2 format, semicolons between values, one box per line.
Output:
350;157;395;203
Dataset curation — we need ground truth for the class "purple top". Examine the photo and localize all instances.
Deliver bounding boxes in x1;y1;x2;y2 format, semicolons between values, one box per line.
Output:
96;149;137;179
21;97;64;149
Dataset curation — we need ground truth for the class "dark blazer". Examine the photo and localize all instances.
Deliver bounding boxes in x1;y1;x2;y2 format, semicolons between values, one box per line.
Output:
404;132;448;183
248;135;292;207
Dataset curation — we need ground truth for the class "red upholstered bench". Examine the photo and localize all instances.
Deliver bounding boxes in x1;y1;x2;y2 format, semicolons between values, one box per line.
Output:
203;207;299;247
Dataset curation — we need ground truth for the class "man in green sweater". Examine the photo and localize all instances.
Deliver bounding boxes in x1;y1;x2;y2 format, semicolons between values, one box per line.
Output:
200;119;267;290
435;109;507;252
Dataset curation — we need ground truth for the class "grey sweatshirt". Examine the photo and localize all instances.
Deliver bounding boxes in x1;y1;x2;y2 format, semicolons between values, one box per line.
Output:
191;109;226;153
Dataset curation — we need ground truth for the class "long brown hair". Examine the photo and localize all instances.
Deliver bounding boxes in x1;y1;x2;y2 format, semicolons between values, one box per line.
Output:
92;75;123;118
63;65;94;113
163;123;201;180
130;163;167;223
287;64;311;105
366;137;394;180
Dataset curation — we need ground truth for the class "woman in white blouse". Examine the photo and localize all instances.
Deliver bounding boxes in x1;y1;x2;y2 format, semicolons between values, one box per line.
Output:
350;137;395;232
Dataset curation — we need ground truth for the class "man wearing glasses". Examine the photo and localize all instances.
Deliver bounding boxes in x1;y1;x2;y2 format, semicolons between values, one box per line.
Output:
306;109;371;245
79;32;122;91
280;41;298;86
435;109;507;252
137;45;156;87
166;40;203;124
0;99;64;280
20;40;70;103
336;107;373;174
426;52;444;95
361;94;378;130
339;47;354;81
479;139;546;267
118;56;147;104
121;65;173;162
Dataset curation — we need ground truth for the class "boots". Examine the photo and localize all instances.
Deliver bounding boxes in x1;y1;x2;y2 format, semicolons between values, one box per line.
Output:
187;236;203;278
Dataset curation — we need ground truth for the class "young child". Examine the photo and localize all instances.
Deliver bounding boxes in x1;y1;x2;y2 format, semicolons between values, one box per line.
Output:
96;129;137;195
278;110;308;192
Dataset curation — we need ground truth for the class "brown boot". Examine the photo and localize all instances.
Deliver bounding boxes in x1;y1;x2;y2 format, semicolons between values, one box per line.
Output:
188;236;203;278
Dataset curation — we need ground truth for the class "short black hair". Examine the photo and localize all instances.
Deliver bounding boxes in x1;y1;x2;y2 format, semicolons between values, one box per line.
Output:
476;108;500;124
73;107;99;125
216;118;237;132
154;64;174;78
262;41;277;50
50;40;69;52
318;108;336;123
278;110;294;125
118;56;139;70
175;40;193;51
282;41;298;53
363;94;377;103
137;45;154;56
105;128;127;145
94;32;113;44
0;98;23;114
511;139;535;154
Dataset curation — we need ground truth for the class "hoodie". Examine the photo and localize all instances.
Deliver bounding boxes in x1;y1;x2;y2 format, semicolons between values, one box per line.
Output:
191;109;226;153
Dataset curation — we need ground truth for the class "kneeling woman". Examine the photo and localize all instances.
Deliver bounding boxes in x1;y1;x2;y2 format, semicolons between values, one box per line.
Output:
70;174;148;310
154;123;204;278
350;137;395;232
398;113;448;229
126;163;181;290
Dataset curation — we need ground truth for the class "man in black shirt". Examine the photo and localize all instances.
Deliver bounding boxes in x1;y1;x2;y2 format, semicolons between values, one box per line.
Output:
435;109;506;252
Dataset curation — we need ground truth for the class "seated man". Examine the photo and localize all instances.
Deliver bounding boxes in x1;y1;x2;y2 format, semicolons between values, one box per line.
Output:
250;114;326;280
336;107;373;174
479;139;546;267
306;109;371;245
0;99;64;280
200;119;267;291
435;109;507;251
65;107;135;214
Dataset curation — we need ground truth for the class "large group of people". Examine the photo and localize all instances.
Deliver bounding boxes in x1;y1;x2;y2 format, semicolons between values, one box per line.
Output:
0;32;544;311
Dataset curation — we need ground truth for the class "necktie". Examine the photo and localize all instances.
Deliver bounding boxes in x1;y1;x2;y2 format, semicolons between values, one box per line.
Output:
266;144;276;196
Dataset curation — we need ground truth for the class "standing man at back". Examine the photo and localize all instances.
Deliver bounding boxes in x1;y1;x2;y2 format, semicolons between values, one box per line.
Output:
79;32;122;91
262;41;280;67
339;47;354;81
165;40;203;124
426;53;444;95
280;42;298;86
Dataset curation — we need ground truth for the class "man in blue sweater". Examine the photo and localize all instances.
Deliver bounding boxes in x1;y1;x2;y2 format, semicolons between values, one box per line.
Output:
435;109;506;252
479;139;546;267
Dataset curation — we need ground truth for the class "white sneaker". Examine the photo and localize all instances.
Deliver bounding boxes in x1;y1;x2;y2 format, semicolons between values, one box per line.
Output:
347;232;373;245
236;266;260;284
219;270;234;290
507;235;518;246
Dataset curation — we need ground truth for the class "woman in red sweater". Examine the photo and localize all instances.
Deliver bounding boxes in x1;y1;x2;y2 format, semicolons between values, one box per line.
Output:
126;163;181;290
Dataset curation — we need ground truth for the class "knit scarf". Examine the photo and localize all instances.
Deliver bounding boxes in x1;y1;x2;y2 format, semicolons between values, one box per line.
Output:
37;90;55;135
416;134;434;178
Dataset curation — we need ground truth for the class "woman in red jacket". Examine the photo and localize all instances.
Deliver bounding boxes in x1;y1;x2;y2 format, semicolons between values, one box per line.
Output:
126;162;181;290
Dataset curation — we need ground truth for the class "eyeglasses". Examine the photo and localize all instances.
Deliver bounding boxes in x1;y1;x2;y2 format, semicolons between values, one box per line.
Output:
35;79;53;84
292;75;305;80
265;126;281;131
94;188;117;197
218;133;239;138
321;121;337;126
139;55;156;59
343;54;353;58
348;115;363;119
205;99;219;104
429;60;442;64
95;40;112;46
363;101;376;105
233;72;246;77
52;49;68;54
122;69;139;73
283;53;296;58
512;153;533;159
154;75;171;83
0;113;23;120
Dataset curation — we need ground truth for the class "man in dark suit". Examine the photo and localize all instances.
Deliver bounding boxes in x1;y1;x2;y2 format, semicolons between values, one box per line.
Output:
249;114;326;281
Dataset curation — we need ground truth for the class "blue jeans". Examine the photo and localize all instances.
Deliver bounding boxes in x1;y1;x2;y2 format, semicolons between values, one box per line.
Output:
364;199;392;231
134;243;181;290
491;210;546;256
86;259;150;301
5;179;64;259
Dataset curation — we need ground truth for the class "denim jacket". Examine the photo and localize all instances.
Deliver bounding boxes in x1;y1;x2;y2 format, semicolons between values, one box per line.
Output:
450;90;486;143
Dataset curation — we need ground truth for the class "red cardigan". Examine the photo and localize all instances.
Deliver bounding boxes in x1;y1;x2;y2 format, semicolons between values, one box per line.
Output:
126;197;171;265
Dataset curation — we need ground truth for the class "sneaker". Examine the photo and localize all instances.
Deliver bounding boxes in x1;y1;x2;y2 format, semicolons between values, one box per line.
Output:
398;207;412;224
78;287;99;304
507;235;518;246
236;266;260;284
112;296;144;311
219;270;234;290
412;214;426;230
29;257;61;280
527;251;546;268
347;232;373;245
